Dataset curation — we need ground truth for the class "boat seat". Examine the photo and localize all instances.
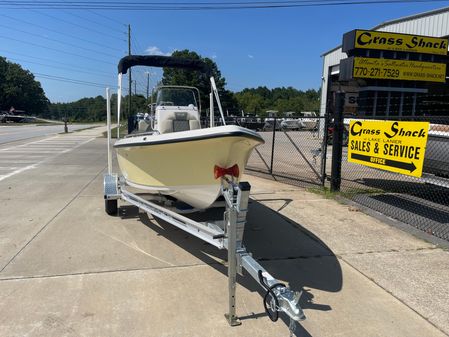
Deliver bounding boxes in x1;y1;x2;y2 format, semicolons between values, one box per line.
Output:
138;119;152;132
173;119;190;132
159;111;201;134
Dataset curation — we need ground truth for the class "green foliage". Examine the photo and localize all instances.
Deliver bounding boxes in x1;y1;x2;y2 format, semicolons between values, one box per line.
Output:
47;94;148;122
161;50;237;114
0;50;320;122
0;57;49;115
49;96;107;122
235;86;320;117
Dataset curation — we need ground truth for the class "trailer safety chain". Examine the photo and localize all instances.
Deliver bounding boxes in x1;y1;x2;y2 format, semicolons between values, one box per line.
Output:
258;270;287;322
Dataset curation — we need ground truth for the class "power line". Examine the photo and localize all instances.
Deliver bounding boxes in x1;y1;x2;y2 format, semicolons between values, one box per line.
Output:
1;14;123;52
30;10;126;41
4;55;113;78
0;22;117;58
34;72;116;88
57;0;126;29
59;8;126;35
132;36;144;54
0;49;112;74
0;0;446;10
0;35;115;65
87;9;127;26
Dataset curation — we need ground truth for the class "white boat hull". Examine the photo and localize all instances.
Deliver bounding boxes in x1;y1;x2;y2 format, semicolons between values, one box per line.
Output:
114;126;263;209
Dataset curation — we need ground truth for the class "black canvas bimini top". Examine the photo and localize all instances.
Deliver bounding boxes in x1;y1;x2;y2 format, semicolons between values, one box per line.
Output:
118;55;211;75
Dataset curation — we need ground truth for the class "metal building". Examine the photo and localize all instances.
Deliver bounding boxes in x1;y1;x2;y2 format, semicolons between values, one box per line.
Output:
320;6;449;118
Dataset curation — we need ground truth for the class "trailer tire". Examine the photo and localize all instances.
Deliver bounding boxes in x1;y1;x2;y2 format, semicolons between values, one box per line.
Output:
105;199;118;215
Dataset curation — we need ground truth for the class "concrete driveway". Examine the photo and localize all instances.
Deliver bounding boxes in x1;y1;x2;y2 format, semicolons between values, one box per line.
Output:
0;126;447;337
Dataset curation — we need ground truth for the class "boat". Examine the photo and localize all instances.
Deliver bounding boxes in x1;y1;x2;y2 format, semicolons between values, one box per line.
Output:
113;55;264;209
280;118;303;131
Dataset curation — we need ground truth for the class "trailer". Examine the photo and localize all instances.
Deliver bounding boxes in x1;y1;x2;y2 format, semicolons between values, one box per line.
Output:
103;89;305;333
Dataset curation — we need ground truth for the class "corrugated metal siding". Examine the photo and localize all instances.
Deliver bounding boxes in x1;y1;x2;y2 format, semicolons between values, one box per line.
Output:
320;8;449;116
378;10;449;37
320;47;345;116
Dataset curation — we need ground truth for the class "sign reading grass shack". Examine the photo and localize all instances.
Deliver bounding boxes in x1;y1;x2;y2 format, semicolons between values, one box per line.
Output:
343;30;448;55
348;120;429;177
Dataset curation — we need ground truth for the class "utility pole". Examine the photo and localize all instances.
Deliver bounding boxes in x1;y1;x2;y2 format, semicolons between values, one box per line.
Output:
128;24;132;117
134;80;137;96
146;72;150;100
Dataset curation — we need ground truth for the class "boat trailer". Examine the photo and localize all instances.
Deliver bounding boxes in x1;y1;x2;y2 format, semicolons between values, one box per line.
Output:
103;88;305;331
104;173;305;328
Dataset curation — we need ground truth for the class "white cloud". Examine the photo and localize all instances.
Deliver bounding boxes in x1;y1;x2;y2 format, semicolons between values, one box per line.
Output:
211;54;217;59
145;46;172;56
248;54;254;59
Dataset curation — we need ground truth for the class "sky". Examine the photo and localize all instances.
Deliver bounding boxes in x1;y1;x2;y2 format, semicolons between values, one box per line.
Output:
1;1;447;102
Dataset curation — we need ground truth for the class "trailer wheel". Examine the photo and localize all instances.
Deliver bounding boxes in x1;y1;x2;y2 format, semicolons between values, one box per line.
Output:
105;199;118;215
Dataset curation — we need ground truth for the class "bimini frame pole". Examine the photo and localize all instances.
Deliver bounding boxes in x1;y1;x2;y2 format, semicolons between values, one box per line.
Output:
209;92;214;127
117;73;123;139
210;77;226;126
106;87;112;174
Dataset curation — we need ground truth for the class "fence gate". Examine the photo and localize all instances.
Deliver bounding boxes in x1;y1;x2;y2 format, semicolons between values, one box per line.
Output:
245;117;328;188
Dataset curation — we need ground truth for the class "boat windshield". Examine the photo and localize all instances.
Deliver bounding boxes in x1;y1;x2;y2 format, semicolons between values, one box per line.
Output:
156;87;198;108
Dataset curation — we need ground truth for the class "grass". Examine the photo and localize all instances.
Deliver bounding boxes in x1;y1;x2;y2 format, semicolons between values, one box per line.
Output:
102;124;128;138
307;186;336;199
67;125;102;134
307;186;384;199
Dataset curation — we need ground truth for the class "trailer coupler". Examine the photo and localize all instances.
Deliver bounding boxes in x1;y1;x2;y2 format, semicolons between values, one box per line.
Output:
236;251;305;323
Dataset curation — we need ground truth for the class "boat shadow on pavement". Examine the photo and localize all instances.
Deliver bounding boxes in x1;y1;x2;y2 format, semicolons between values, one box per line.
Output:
119;197;343;337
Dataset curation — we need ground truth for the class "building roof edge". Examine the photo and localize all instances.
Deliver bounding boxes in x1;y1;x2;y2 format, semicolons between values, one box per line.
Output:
321;6;449;57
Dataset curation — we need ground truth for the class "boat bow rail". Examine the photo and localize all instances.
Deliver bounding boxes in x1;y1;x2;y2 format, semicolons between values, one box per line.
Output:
103;173;305;329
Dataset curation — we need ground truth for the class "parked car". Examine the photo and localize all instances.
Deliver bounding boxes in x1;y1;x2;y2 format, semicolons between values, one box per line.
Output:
239;116;265;131
327;122;349;146
423;126;449;178
263;118;282;131
280;118;304;131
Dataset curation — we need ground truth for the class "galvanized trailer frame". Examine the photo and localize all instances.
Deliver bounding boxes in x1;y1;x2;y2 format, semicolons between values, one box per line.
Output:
104;85;305;329
104;173;305;327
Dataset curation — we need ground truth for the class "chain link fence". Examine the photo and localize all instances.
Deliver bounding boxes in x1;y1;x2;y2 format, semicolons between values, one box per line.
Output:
328;93;449;241
220;116;328;188
234;93;449;242
132;103;449;242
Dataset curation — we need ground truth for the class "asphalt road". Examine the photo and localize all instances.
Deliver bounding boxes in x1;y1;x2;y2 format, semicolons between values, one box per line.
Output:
0;124;102;145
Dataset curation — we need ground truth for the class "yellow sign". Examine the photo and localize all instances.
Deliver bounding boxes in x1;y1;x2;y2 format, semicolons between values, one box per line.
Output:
348;120;429;177
344;30;448;55
352;57;446;83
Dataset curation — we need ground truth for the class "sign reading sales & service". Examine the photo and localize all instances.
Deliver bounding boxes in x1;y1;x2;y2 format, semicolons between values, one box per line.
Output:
348;120;429;177
343;30;448;55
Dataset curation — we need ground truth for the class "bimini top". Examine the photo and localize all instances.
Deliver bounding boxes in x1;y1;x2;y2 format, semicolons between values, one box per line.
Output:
118;55;211;75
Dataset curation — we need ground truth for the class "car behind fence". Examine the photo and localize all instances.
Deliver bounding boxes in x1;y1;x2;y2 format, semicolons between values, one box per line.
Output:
240;104;449;242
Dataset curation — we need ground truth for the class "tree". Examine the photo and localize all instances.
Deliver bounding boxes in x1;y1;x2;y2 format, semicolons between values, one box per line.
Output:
0;57;49;115
161;50;231;114
235;90;266;115
235;86;320;116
